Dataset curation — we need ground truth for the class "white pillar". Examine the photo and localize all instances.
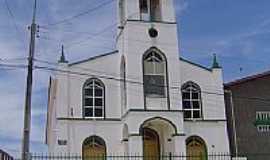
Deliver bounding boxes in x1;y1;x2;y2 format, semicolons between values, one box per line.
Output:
173;134;186;156
128;135;143;156
122;139;129;155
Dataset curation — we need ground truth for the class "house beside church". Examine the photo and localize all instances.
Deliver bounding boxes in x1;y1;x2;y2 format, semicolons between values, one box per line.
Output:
224;71;270;160
46;0;230;158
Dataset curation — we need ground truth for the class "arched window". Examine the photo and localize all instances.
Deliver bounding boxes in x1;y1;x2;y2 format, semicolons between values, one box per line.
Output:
140;0;161;21
120;56;127;111
182;82;202;119
82;136;106;159
186;136;207;160
143;48;167;98
83;78;105;118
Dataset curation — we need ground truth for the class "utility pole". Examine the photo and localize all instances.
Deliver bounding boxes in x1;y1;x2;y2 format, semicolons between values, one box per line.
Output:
22;0;38;160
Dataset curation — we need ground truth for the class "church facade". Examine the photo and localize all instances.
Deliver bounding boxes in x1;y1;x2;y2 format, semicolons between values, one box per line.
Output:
46;0;230;157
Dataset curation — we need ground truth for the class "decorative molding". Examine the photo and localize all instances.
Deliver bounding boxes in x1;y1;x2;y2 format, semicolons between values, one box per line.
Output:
122;109;183;119
128;133;141;137
129;109;183;112
57;117;121;121
172;133;186;137
127;19;177;25
184;119;227;122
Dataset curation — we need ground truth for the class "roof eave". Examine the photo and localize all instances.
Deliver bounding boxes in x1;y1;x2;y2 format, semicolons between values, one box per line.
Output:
69;50;118;66
179;57;212;72
224;70;270;87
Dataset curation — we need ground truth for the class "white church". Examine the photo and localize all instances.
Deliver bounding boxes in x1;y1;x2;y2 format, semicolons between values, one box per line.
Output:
46;0;230;158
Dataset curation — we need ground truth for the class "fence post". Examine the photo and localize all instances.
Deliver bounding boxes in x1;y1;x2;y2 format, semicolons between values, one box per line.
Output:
169;152;172;160
27;152;32;160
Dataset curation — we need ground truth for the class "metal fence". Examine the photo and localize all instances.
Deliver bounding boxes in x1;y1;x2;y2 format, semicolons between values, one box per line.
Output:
29;153;246;160
0;149;14;160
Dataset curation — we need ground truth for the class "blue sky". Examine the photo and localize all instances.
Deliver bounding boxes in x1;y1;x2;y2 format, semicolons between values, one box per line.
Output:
0;0;270;158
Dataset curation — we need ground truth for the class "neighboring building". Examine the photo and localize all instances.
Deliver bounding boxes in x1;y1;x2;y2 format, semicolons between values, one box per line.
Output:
46;0;230;158
0;149;14;160
224;71;270;159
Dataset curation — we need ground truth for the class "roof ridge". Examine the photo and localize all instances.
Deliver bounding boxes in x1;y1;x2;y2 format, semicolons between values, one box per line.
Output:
225;70;270;87
69;50;118;66
179;57;212;71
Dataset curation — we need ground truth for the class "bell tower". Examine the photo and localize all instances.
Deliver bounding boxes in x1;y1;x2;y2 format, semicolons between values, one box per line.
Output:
117;0;182;111
117;0;176;26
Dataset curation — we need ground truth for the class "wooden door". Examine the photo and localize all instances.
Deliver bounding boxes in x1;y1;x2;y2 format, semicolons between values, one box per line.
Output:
187;138;207;160
143;128;160;160
83;136;106;160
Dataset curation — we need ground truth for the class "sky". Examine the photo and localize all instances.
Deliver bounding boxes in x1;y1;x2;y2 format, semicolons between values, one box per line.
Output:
0;0;270;158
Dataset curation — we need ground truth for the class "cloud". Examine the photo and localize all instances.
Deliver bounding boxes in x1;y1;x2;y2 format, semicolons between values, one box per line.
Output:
0;0;117;155
1;0;270;156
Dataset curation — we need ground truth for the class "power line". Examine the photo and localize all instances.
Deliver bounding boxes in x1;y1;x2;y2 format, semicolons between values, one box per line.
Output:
1;62;269;104
31;57;265;94
37;11;146;58
0;57;27;62
36;23;117;57
40;68;186;107
34;58;122;78
41;0;116;28
33;64;270;103
64;24;116;49
3;0;26;45
0;63;27;69
39;26;116;46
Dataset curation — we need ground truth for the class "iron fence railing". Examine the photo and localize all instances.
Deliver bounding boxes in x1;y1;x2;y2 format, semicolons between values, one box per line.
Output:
0;149;14;160
28;153;249;160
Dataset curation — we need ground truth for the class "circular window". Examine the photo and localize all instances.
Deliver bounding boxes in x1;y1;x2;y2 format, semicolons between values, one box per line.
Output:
149;28;158;38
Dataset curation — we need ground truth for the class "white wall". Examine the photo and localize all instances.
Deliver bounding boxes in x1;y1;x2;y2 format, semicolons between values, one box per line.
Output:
180;60;227;120
47;0;230;154
118;21;182;111
48;50;230;155
184;121;230;153
55;53;122;119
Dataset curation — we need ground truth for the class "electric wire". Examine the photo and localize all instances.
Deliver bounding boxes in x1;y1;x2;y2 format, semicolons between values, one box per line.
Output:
34;58;122;78
33;64;270;103
3;0;26;46
0;57;27;62
39;66;270;106
0;63;27;69
41;0;116;28
32;57;268;95
1;62;269;104
37;11;144;57
36;23;117;57
40;68;185;107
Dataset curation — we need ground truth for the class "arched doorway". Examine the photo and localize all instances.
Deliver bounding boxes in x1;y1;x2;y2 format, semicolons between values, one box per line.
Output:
186;136;208;160
140;117;178;158
143;128;160;159
82;136;106;160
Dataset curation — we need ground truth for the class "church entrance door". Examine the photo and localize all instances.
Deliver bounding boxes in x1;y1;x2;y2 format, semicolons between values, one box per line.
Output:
143;128;160;160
